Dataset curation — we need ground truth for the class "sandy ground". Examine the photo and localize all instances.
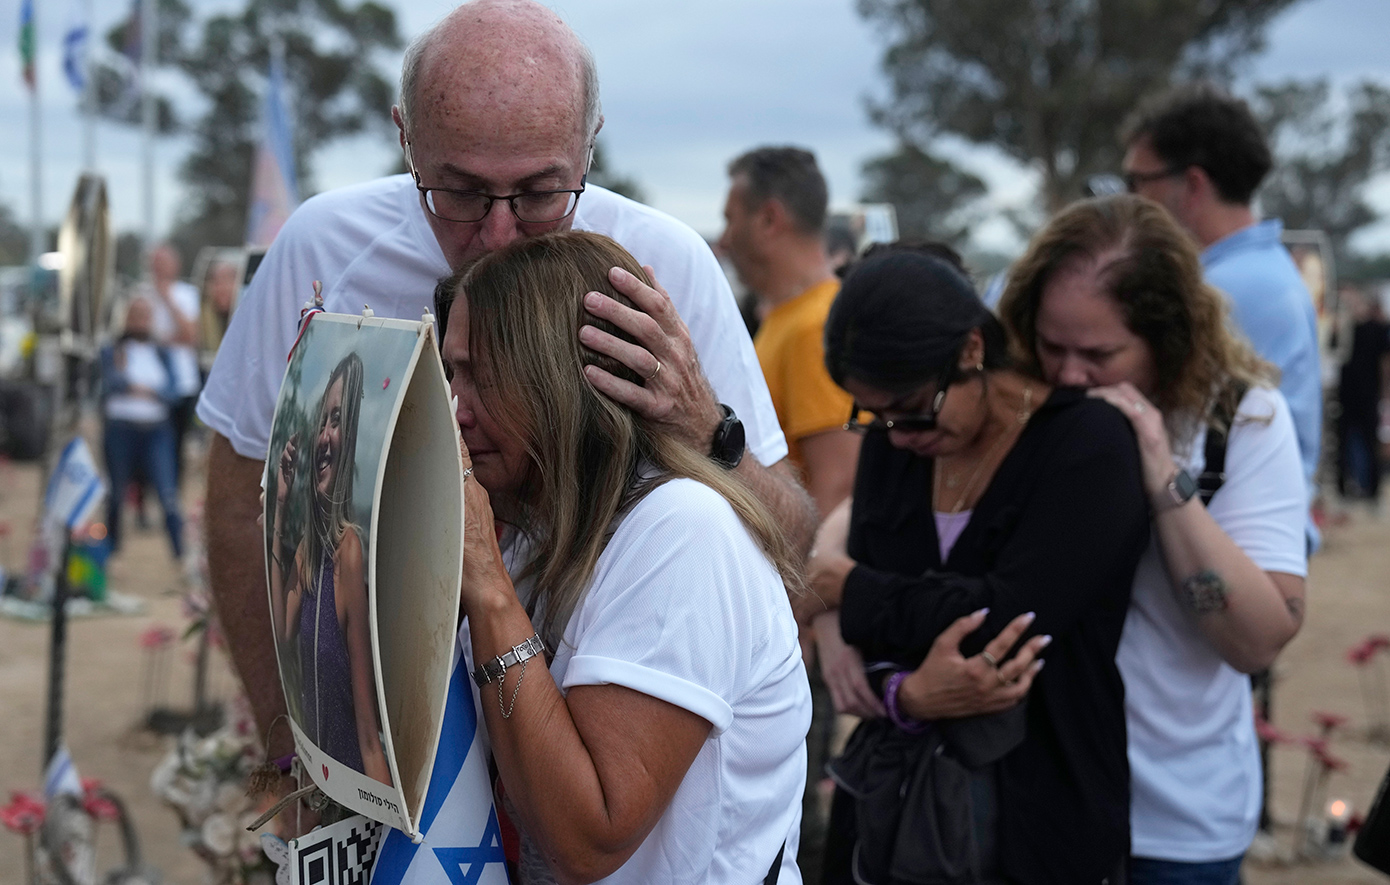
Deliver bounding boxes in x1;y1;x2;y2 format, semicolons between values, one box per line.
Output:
1;440;1389;884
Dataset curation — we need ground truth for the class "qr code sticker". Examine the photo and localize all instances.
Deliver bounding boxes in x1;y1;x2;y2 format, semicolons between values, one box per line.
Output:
290;814;385;885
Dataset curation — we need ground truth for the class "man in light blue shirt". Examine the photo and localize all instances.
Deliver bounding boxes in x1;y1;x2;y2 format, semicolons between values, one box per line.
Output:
1121;84;1321;540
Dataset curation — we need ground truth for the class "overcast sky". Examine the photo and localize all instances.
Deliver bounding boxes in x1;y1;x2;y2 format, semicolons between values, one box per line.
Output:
1;0;1388;256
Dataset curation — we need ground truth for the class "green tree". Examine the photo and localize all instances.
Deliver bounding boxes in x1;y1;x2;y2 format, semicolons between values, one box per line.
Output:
858;0;1303;213
861;142;986;243
87;0;189;133
1253;79;1390;261
0;203;32;266
172;0;402;256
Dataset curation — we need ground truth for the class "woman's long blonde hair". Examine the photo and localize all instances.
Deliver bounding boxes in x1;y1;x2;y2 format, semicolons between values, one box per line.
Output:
298;351;364;596
998;194;1275;444
444;231;804;647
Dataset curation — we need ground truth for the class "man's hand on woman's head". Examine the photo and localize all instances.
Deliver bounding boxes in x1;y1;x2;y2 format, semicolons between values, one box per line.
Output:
898;609;1049;721
579;265;724;451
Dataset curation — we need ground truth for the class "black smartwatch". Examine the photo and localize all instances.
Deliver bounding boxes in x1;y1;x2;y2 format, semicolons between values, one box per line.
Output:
710;404;746;469
1154;467;1198;512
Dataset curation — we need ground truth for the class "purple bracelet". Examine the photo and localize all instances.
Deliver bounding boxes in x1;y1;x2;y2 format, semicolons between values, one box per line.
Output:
884;671;931;734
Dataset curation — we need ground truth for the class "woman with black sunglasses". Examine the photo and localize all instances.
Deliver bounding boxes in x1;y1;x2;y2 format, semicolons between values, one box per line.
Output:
806;245;1151;885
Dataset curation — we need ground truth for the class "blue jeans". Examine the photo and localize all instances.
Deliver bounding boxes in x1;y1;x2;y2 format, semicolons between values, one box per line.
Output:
1128;855;1243;885
104;418;183;559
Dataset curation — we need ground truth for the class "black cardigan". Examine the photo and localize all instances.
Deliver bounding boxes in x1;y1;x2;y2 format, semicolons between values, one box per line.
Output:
839;387;1150;884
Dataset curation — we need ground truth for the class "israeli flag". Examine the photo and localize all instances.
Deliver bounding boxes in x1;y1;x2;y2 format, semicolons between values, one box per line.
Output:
62;0;89;93
44;744;84;799
371;650;508;885
245;46;300;247
43;437;106;539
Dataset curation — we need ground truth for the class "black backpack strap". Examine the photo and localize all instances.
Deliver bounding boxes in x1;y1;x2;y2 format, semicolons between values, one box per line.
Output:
763;841;786;885
1198;381;1249;506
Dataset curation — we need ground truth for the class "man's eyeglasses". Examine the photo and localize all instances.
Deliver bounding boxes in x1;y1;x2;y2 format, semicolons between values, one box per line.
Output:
415;182;586;224
845;367;955;434
1123;167;1184;193
406;141;589;224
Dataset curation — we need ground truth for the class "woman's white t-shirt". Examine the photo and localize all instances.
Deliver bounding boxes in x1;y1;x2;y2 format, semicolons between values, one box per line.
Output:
501;477;811;885
1120;385;1307;861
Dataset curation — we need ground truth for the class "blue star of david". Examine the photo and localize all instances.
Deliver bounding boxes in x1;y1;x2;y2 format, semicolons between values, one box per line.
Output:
432;806;507;885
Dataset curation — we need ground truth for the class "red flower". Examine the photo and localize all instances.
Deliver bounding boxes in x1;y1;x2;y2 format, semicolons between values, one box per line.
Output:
1254;713;1292;745
0;792;45;835
81;779;119;822
139;625;176;650
1313;711;1349;733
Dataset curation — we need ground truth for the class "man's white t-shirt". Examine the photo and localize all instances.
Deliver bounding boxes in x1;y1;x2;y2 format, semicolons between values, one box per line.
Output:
511;478;811;884
196;176;786;467
149;280;203;398
1120;385;1307;861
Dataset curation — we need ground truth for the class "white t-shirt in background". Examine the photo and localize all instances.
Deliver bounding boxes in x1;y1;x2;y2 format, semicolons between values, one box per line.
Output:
106;342;171;424
1121;385;1307;862
196;176;786;467
149;280;203;398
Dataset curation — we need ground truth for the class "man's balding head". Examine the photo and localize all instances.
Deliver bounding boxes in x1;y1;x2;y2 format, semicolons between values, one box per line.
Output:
398;0;600;147
393;0;604;269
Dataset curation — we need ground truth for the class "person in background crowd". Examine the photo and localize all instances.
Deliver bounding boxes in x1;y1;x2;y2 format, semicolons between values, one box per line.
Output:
809;244;1149;884
1120;83;1321;546
718;145;863;881
825;221;858;277
99;297;183;561
721;146;859;519
443;231;810;884
199;259;241;370
146;244;203;486
1336;284;1390;501
196;0;816;843
999;194;1307;885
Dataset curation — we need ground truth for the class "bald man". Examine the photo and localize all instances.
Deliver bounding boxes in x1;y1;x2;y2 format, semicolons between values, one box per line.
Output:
197;0;813;858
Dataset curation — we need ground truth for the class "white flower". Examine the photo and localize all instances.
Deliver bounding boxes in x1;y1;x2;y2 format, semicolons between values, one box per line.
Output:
201;812;236;856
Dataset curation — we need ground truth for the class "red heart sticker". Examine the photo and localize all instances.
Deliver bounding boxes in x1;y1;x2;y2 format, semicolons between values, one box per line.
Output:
322;764;329;780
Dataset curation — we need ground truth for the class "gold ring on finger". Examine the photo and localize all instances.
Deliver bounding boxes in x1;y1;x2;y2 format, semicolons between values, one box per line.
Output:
647;360;663;381
996;669;1012;686
980;651;1000;669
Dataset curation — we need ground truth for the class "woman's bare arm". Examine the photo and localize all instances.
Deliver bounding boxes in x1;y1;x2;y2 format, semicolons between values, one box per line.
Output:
336;530;392;786
460;475;710;885
1090;383;1304;673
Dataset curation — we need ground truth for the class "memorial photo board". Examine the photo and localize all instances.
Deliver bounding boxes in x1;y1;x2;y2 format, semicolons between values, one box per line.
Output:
263;310;463;838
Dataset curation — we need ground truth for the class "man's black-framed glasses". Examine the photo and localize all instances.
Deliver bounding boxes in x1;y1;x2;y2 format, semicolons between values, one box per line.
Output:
845;365;955;434
416;181;587;224
1123;166;1184;193
406;140;590;224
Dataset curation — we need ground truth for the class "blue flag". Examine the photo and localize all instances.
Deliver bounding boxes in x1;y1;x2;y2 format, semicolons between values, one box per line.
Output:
63;0;89;92
245;48;300;247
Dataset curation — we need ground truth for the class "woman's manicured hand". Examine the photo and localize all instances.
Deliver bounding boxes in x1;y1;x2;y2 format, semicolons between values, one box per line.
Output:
898;609;1049;720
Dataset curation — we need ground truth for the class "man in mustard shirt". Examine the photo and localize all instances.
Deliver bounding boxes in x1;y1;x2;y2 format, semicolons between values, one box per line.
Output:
719;146;871;881
719;147;860;518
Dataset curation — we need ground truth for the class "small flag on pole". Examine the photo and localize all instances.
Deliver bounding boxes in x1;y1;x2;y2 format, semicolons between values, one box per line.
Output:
63;0;89;93
246;47;300;247
122;0;142;64
44;744;83;799
19;0;36;91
